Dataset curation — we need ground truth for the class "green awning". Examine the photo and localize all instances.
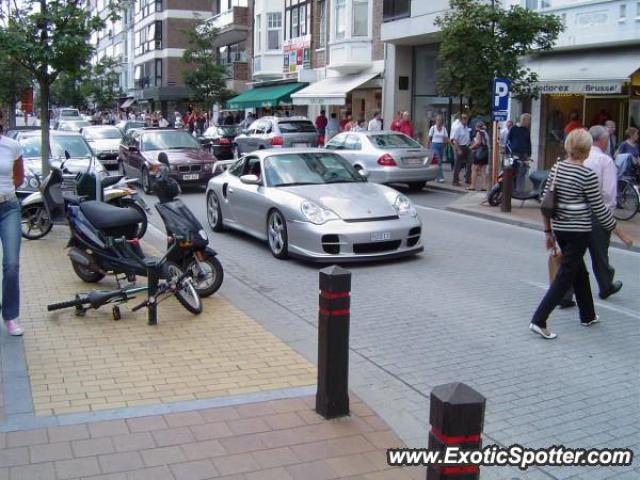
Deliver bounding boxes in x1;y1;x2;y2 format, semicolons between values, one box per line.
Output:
226;83;307;109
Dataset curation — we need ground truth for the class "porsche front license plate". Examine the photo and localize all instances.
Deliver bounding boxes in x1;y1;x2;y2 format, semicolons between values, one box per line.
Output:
371;232;391;242
183;174;199;181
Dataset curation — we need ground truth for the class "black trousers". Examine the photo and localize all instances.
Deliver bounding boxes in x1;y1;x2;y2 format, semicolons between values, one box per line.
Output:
453;145;471;184
561;217;615;302
532;231;596;328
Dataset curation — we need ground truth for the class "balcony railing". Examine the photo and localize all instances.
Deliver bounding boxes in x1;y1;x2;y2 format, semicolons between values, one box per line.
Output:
210;2;249;30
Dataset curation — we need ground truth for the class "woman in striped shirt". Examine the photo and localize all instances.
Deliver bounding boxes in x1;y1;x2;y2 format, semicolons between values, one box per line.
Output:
530;129;633;339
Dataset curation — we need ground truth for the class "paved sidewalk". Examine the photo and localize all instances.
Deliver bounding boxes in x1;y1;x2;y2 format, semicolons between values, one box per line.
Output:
0;230;420;479
447;192;640;251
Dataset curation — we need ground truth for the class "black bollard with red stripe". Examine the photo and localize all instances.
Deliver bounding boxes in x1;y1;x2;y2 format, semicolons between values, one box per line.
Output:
315;265;351;419
427;382;485;480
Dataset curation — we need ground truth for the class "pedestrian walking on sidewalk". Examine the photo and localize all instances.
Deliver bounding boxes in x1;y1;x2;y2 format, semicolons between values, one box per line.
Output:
427;114;448;183
530;129;633;340
469;122;490;191
450;113;471;186
560;125;625;308
0;111;25;336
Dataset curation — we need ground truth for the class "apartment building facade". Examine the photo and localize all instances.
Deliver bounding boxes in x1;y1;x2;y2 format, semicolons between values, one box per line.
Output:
225;0;384;124
89;0;215;115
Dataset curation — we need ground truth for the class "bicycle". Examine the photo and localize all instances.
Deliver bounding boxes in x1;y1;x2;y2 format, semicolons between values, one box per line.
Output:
614;178;639;221
47;236;202;324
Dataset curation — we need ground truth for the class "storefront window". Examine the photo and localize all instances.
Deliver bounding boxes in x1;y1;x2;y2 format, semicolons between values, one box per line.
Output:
334;0;346;39
353;0;369;37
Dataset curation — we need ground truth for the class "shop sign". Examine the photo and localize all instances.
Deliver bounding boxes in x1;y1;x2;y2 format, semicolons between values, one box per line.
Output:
283;35;311;74
539;81;622;94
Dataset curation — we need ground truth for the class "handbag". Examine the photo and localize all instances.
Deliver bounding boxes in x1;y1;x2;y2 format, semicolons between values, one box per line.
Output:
541;163;561;219
548;248;562;284
473;132;489;162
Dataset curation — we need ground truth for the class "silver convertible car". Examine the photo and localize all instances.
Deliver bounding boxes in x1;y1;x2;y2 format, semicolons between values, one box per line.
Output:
205;149;423;262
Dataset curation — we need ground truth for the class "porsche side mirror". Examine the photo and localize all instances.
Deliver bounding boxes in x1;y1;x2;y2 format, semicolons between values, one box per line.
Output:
240;174;260;185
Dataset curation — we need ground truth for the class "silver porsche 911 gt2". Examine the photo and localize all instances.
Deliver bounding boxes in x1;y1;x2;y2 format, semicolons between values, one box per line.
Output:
205;148;423;262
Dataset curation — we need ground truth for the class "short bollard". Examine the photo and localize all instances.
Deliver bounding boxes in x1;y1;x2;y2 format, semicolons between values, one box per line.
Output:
145;258;160;326
427;382;485;480
315;265;351;419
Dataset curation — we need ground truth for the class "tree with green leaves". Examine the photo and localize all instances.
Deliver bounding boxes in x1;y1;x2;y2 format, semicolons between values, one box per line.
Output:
0;57;32;129
50;73;88;110
81;57;125;112
435;0;563;115
182;19;231;112
0;0;120;174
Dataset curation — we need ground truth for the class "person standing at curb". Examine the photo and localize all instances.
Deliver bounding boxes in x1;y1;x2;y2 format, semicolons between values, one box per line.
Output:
450;113;471;186
529;129;633;340
427;114;448;183
469;121;490;191
368;111;382;132
507;113;532;192
0;111;25;336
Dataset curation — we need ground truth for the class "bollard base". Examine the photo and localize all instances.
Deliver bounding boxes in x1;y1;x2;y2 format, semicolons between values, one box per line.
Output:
315;393;350;419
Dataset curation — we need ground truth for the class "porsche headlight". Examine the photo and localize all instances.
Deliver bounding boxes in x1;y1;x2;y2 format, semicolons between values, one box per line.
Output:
28;176;40;189
393;194;417;217
198;229;208;242
301;201;339;225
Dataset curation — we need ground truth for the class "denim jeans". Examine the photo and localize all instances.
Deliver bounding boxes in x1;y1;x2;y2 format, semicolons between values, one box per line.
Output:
432;143;445;180
0;198;21;321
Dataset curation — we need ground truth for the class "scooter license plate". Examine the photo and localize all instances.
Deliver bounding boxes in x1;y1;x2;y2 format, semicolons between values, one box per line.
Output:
183;174;199;181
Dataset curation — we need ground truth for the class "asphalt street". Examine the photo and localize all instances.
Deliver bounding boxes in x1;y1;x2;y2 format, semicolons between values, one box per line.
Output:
140;183;639;480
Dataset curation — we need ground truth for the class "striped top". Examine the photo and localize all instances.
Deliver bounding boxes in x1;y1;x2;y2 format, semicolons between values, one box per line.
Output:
545;161;616;232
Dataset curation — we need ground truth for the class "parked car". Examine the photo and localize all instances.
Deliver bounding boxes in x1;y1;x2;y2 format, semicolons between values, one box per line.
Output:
199;125;241;160
115;120;147;134
325;131;438;191
233;116;319;155
118;128;226;193
57;119;91;132
5;126;40;140
52;108;81;128
81;125;123;168
16;131;106;198
205;148;423;262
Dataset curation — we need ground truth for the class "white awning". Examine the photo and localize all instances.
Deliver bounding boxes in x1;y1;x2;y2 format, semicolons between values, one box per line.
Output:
525;48;639;94
291;72;380;106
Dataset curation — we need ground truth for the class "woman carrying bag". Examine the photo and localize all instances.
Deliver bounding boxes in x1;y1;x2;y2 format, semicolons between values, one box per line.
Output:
530;129;633;340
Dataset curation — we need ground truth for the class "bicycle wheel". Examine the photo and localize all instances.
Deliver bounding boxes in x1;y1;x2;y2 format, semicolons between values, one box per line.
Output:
164;262;203;314
614;180;639;221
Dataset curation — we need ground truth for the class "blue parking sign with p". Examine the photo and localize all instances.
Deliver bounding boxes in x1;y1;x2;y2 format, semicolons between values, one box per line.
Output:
492;78;510;121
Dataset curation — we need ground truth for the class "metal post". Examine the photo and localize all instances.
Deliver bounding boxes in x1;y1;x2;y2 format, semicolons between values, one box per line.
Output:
427;382;485;480
501;158;513;213
491;120;499;185
146;259;159;326
316;265;351;419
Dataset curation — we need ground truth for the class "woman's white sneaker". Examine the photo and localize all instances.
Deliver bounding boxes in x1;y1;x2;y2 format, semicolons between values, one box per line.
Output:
6;320;24;336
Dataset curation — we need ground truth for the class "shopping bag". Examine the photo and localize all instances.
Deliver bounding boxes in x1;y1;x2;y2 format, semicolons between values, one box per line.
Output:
548;249;562;284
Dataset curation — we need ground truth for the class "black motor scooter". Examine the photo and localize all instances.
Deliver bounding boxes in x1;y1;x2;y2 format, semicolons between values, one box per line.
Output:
65;153;224;300
487;155;550;207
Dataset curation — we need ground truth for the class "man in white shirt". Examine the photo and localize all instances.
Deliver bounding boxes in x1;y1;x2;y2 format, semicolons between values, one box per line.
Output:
584;125;621;299
562;125;621;308
499;120;513;155
368;112;382;132
449;113;471;186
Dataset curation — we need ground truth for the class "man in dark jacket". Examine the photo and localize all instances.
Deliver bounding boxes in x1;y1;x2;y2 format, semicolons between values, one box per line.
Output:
507;113;532;192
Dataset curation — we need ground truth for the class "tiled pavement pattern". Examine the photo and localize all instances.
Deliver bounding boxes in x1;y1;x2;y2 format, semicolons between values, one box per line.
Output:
17;231;315;416
447;191;640;251
0;395;423;479
151;190;640;480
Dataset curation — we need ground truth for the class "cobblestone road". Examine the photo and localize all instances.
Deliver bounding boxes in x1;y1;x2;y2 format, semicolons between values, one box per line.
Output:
142;186;640;480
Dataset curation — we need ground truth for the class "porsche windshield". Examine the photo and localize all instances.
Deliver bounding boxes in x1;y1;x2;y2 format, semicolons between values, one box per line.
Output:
264;153;364;187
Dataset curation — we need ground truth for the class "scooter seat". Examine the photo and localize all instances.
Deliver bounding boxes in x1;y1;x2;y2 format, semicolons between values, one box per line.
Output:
80;201;144;234
101;175;124;189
